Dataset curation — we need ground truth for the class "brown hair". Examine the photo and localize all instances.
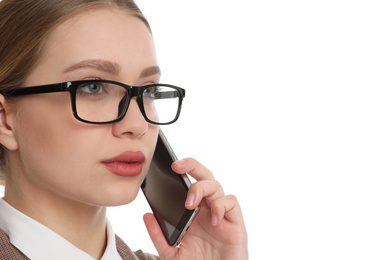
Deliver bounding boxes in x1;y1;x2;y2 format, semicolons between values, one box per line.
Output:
0;0;150;183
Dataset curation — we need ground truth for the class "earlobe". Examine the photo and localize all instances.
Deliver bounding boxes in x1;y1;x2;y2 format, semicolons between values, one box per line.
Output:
0;95;18;151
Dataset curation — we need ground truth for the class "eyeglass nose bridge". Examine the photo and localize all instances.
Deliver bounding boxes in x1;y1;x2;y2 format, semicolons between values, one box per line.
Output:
117;89;148;123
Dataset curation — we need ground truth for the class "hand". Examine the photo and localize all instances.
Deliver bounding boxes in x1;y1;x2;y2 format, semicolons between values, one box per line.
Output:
143;158;248;260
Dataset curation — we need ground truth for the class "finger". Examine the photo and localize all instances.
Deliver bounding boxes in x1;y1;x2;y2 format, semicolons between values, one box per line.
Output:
172;157;214;181
210;195;244;226
143;213;177;256
185;180;224;210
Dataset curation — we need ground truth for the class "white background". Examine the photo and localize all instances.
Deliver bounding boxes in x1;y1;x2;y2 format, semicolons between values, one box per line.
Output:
108;1;390;259
1;0;390;259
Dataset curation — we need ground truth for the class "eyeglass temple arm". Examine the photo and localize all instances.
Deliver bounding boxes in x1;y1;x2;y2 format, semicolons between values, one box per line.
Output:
153;91;183;99
1;83;68;96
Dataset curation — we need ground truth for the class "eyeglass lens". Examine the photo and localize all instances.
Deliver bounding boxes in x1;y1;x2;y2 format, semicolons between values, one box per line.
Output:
74;81;180;124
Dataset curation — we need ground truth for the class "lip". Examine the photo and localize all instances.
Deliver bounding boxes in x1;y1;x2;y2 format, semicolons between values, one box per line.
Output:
102;151;146;177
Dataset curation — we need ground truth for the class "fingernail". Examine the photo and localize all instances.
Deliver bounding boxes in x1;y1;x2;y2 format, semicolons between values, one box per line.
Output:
175;159;186;164
185;193;195;207
211;214;218;226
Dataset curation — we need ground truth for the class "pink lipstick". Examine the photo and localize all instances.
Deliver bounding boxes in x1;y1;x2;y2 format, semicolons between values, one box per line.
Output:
102;151;145;177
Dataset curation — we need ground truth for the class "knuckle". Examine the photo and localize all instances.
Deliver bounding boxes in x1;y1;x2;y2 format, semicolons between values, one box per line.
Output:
227;194;238;201
212;180;224;194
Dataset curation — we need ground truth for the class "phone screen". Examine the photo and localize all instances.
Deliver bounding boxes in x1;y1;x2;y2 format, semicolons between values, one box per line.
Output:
141;131;199;246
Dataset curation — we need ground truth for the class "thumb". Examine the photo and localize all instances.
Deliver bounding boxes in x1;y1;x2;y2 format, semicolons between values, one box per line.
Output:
143;213;177;257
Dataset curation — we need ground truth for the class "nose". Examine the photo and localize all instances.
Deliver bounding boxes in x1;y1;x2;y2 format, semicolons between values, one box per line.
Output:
111;97;148;138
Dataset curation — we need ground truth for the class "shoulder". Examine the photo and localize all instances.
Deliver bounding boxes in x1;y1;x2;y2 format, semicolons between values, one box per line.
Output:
0;228;29;260
115;234;159;260
0;229;159;260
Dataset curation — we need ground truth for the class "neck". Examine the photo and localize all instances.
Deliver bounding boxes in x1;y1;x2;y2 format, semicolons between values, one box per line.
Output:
4;177;107;259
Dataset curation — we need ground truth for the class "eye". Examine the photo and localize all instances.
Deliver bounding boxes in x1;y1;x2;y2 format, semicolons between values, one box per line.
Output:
79;82;103;94
143;87;157;98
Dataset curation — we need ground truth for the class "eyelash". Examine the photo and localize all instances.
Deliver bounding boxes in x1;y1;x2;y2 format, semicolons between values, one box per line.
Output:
141;81;158;86
82;77;102;81
76;77;159;88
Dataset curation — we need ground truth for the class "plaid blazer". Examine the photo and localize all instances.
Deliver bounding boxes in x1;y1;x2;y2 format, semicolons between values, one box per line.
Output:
0;228;159;260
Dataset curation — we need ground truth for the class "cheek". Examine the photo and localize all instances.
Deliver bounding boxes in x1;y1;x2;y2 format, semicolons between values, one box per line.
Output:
17;102;73;156
14;99;89;183
14;113;110;204
14;95;74;153
13;98;160;206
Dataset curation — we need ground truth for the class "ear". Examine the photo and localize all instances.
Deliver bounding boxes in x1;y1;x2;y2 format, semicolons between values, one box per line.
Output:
0;94;19;151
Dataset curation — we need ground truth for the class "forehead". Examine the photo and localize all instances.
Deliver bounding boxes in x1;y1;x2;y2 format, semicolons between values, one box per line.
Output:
28;7;157;84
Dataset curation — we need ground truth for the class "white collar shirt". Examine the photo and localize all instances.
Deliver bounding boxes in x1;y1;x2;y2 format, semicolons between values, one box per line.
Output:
0;198;122;260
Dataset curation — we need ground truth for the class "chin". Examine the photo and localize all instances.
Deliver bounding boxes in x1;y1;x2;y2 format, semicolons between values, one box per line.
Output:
92;180;142;207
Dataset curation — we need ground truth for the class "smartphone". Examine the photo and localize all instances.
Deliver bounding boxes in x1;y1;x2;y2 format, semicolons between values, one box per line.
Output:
141;129;200;246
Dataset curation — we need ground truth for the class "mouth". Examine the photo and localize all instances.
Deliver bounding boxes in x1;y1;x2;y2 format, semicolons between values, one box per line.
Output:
102;151;146;177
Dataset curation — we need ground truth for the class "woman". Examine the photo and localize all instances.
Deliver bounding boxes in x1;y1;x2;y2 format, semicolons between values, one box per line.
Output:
0;0;248;259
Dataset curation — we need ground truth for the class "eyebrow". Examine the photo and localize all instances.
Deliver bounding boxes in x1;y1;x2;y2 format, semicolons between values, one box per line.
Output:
139;66;161;78
64;59;161;79
64;59;120;75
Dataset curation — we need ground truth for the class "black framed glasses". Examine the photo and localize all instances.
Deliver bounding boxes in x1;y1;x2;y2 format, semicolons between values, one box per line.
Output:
1;80;185;125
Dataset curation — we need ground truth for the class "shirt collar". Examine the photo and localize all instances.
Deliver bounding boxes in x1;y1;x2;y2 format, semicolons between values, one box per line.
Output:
0;198;122;260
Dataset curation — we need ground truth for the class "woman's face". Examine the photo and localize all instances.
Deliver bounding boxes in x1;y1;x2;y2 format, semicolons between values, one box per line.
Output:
7;7;160;206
